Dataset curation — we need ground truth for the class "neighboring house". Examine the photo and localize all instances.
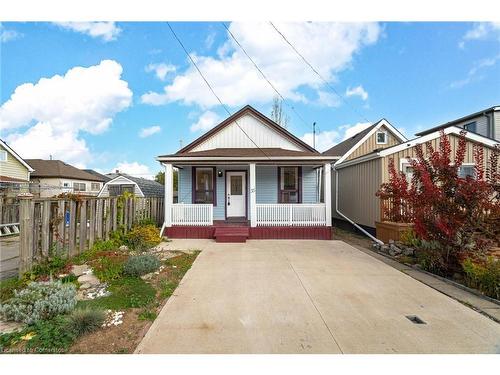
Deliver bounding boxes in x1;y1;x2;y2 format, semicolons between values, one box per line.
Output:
0;139;34;197
83;169;112;184
328;126;499;235
157;105;337;242
415;105;500;142
98;173;164;198
26;159;106;198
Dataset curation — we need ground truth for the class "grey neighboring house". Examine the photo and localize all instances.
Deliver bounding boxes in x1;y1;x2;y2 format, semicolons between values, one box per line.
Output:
83;169;112;183
416;105;500;141
98;173;164;198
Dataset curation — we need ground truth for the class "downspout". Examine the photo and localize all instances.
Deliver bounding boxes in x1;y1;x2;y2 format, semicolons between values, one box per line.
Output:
334;165;383;245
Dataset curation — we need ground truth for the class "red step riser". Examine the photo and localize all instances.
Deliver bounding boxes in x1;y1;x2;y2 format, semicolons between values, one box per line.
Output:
215;236;247;243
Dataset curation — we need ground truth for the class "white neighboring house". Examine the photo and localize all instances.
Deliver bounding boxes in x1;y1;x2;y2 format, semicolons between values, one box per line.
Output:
26;159;106;198
98;173;164;198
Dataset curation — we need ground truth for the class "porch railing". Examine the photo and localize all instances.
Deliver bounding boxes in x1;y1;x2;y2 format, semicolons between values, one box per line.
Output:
256;203;327;226
171;203;213;226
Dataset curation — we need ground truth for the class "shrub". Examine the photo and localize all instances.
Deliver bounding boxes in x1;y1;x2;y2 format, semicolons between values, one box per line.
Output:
67;308;106;336
91;252;127;282
0;277;25;302
24;255;69;281
400;229;420;247
0;281;76;324
25;315;76;353
125;224;161;251
138;309;157;321
462;257;500;299
123;255;160;277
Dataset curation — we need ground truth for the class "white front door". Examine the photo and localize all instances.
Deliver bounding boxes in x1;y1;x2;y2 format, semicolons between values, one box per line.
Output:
226;171;246;218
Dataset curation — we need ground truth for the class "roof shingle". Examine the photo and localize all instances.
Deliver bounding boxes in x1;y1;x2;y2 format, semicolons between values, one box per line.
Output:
26;159;105;181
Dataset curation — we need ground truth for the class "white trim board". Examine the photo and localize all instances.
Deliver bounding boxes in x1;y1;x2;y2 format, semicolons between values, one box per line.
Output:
0;139;35;172
335;126;499;170
334;119;408;165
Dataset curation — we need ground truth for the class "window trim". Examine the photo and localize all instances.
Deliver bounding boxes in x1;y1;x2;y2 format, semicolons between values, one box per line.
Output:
192;166;217;206
73;182;87;192
277;166;302;204
0;150;7;162
400;158;417;184
376;131;388;145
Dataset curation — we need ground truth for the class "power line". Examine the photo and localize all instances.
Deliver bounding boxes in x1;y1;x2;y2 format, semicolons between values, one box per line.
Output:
166;22;270;160
221;22;312;132
268;22;372;124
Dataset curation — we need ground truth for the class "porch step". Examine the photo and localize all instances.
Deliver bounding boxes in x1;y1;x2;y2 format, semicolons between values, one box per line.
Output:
214;227;250;243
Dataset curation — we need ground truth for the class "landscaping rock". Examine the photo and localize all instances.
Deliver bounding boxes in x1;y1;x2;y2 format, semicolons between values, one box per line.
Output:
102;310;124;327
389;244;402;256
77;273;100;286
79;283;92;290
119;245;129;251
141;273;154;281
0;320;24;335
402;247;415;256
71;264;90;277
77;283;110;301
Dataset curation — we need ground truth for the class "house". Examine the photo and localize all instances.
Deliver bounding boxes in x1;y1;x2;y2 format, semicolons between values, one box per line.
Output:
26;159;106;198
157;105;337;242
0;139;34;197
98;173;164;198
83;169;112;183
326;124;499;236
415;105;500;142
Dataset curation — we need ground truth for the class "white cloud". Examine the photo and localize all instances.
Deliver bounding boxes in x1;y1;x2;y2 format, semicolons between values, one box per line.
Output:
345;85;368;101
110;161;154;179
145;63;176;81
141;22;381;108
317;90;341;107
340;122;372;140
449;54;500;89
190;111;221;132
0;60;132;166
53;22;121;42
139;125;161;138
0;23;22;43
301;130;340;152
205;32;216;49
460;22;500;48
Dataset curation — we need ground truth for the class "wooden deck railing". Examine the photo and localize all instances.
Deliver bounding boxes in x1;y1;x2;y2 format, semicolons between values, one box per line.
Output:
171;203;213;226
379;197;414;223
17;194;164;275
256;203;327;226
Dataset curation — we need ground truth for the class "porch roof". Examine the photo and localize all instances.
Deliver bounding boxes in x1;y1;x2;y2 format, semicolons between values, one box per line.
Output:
157;148;338;164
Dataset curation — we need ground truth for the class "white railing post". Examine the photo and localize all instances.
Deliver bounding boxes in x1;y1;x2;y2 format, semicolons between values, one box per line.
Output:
164;163;173;227
324;162;332;227
250;163;257;227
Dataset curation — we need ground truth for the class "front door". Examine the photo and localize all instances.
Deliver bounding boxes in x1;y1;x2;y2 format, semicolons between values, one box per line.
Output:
226;171;246;218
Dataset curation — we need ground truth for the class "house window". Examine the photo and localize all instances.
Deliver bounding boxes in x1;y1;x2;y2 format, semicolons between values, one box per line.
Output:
193;167;215;204
63;182;70;188
91;182;100;191
376;131;388;144
400;158;416;184
458;164;475;179
0;150;7;162
73;182;86;192
463;121;477;133
278;167;301;203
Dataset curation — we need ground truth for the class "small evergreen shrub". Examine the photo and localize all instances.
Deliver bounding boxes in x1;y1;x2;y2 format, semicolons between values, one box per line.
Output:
462;257;500;299
91;252;127;282
0;281;76;324
125;224;161;251
67;308;106;336
26;315;76;353
123;255;160;277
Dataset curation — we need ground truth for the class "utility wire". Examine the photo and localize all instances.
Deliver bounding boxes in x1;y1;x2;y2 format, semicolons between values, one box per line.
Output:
166;22;270;159
269;22;372;124
221;22;312;132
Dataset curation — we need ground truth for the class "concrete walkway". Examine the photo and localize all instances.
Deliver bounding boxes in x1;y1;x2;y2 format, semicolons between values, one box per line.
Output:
136;239;500;354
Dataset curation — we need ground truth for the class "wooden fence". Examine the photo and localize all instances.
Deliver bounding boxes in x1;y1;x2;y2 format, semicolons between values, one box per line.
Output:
0;197;20;224
379;197;414;223
17;194;164;275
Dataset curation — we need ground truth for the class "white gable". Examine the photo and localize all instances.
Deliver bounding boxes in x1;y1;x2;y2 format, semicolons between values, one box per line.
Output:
190;113;304;152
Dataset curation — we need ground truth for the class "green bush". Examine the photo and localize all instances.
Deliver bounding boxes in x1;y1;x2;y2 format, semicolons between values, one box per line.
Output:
67;308;105;336
123;255;160;277
23;255;69;281
91;253;127;282
125;224;161;251
462;257;500;299
0;281;76;324
0;277;25;302
25;315;76;353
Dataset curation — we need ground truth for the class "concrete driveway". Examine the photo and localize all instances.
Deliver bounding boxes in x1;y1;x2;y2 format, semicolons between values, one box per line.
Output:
136;240;500;354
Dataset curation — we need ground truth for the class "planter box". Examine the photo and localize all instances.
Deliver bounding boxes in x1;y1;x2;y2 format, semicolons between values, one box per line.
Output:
375;221;413;243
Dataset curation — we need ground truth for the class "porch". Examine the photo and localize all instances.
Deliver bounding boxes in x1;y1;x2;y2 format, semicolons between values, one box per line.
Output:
160;162;333;241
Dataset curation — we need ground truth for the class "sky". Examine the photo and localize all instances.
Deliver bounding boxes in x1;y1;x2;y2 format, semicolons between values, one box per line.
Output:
1;21;499;179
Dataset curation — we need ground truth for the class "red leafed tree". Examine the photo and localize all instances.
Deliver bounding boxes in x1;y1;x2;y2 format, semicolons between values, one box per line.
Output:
377;130;500;274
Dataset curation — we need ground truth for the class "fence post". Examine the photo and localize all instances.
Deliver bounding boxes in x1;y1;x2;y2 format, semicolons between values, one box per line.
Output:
18;193;34;276
79;200;87;254
41;200;51;258
68;200;77;257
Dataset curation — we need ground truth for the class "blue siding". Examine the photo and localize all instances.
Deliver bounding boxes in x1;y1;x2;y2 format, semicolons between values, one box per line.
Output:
176;164;318;221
